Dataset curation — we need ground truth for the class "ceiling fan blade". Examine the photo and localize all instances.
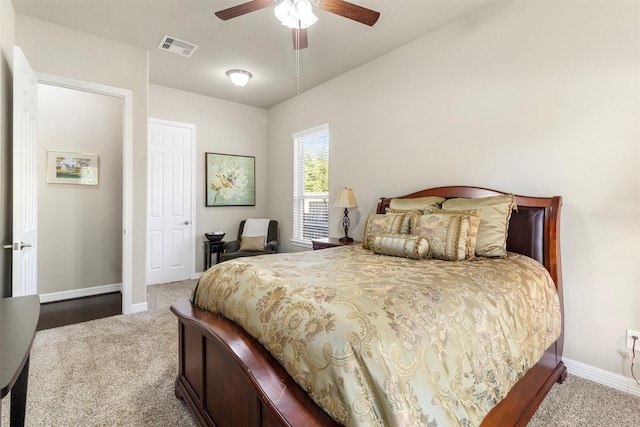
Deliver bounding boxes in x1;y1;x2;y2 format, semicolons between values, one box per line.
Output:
215;0;274;21
318;0;380;26
292;28;309;50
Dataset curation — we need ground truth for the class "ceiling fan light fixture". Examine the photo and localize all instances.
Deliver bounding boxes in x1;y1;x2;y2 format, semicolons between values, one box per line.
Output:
275;0;317;29
226;69;252;87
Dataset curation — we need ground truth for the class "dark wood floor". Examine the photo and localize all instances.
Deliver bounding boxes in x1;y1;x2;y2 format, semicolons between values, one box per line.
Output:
37;292;122;331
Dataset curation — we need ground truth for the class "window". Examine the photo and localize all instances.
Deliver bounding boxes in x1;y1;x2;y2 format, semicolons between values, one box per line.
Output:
292;124;329;247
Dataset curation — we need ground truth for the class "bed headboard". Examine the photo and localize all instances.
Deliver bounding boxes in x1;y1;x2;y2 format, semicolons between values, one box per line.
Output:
376;186;563;291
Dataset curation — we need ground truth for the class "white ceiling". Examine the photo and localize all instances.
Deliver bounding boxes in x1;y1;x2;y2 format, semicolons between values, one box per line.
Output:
12;0;492;109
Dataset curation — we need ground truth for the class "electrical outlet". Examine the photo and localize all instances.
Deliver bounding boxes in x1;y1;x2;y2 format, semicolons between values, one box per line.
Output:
626;329;640;350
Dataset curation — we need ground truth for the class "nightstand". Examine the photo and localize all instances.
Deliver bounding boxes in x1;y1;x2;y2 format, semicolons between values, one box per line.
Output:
311;237;361;250
204;240;225;270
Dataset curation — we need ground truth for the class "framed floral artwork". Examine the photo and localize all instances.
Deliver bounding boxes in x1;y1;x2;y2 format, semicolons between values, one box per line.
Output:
206;153;255;206
47;151;99;185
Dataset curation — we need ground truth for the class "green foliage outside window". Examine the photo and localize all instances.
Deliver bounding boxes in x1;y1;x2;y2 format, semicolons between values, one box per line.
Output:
304;154;328;193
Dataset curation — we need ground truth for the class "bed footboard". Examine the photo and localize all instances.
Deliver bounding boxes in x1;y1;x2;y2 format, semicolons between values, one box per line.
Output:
171;298;340;427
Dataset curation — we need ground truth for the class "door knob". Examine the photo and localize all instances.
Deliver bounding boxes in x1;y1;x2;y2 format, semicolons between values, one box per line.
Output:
184;220;191;225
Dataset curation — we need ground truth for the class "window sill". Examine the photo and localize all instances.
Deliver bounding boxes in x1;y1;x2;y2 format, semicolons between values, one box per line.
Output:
290;239;313;250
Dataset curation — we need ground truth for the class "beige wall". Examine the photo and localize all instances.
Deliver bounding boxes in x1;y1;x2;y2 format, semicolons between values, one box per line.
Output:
0;0;15;297
267;1;640;382
37;84;123;295
148;84;268;272
16;14;148;306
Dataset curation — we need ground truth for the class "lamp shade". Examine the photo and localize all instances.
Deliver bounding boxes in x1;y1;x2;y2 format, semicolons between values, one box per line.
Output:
226;69;252;87
333;188;357;209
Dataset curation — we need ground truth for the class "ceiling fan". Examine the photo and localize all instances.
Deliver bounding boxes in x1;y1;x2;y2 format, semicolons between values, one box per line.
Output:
215;0;381;50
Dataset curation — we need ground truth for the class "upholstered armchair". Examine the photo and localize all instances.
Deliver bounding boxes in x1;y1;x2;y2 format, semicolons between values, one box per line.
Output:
221;220;279;262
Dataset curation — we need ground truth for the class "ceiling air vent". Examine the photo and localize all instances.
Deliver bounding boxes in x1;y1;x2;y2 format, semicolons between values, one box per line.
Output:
158;35;198;57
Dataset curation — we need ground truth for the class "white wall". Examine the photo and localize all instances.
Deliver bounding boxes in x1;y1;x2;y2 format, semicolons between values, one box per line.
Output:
16;14;148;307
37;84;123;295
267;1;640;384
148;84;268;272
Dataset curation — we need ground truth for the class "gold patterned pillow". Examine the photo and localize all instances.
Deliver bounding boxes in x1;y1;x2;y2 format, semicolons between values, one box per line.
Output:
429;209;482;260
410;213;469;261
441;194;516;258
372;234;430;260
362;213;405;250
239;235;266;251
389;196;445;211
386;208;422;234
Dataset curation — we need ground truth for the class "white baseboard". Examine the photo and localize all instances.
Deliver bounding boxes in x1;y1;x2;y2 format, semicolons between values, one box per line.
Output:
564;357;640;397
129;301;148;314
147;273;202;284
39;283;122;303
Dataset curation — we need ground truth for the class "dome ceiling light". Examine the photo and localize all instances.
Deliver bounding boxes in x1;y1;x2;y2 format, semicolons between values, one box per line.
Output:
226;69;253;87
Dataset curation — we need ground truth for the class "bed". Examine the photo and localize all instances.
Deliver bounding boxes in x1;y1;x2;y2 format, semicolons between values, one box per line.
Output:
171;185;566;426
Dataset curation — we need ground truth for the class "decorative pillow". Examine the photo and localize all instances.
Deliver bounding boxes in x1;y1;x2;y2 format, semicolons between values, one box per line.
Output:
389;196;445;212
386;208;422;234
441;194;516;258
362;213;405;250
410;213;469;261
372;234;429;260
239;235;266;251
429;209;482;260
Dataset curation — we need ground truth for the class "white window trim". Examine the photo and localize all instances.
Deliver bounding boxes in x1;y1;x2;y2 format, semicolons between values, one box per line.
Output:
292;123;329;140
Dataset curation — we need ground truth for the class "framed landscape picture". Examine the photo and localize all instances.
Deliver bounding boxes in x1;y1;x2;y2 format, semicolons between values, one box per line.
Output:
206;153;255;206
47;151;99;185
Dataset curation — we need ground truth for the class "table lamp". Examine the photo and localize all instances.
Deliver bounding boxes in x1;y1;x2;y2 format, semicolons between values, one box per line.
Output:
333;188;357;243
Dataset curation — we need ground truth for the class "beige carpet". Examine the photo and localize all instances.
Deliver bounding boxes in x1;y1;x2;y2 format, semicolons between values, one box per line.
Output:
2;281;198;427
3;280;640;426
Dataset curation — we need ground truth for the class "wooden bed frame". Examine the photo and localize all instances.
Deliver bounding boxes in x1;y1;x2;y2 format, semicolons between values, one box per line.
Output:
171;186;566;427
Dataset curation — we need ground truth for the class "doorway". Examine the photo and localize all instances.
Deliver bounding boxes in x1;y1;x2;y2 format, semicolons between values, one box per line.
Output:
37;84;122;301
36;73;134;314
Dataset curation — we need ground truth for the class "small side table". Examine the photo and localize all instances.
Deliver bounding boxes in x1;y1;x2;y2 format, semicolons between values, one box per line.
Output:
312;237;361;250
1;295;40;427
204;240;225;270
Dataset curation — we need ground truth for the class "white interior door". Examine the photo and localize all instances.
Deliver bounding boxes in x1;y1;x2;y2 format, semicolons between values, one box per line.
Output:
147;119;195;285
9;47;38;297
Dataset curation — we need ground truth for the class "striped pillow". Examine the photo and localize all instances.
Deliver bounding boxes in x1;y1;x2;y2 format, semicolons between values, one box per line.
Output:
372;234;429;260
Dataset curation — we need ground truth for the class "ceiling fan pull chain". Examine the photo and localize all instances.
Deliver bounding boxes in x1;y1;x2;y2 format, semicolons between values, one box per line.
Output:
295;24;301;95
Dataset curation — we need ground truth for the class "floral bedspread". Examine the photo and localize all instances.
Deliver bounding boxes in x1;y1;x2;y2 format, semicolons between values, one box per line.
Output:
193;246;561;427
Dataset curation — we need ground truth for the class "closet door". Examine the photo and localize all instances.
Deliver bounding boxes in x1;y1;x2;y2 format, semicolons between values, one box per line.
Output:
147;119;195;285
